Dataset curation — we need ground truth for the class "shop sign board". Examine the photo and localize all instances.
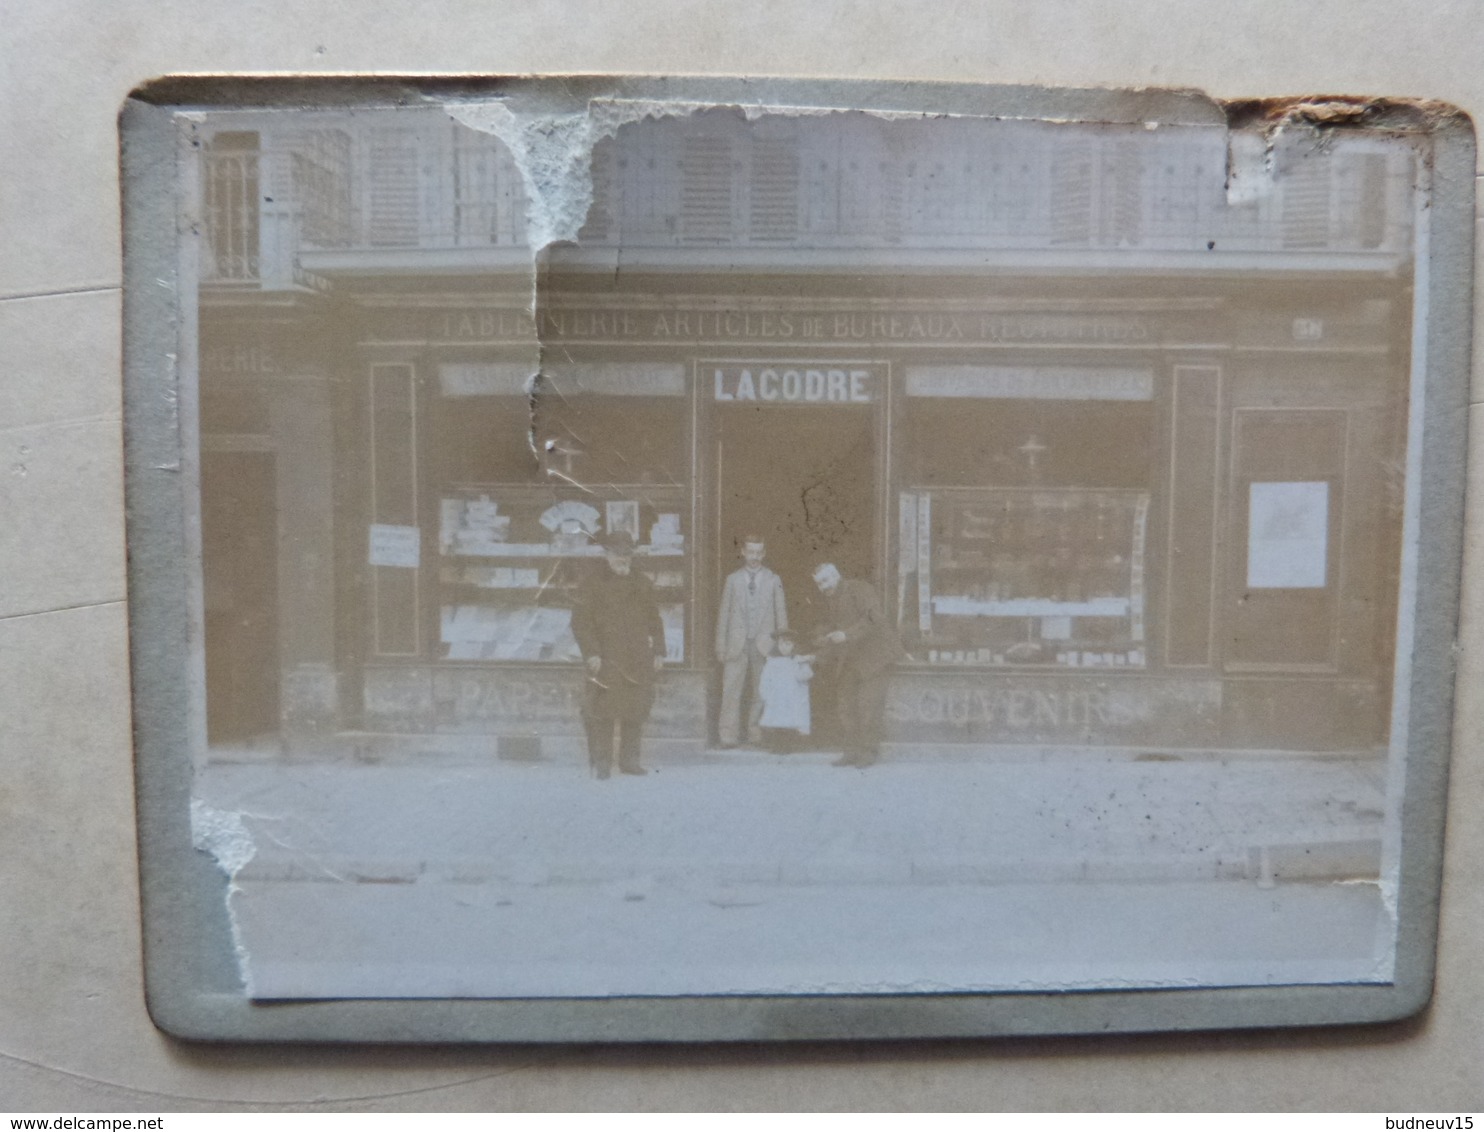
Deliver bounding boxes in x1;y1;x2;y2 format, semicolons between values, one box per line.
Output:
427;306;1164;346
709;362;883;404
886;672;1221;746
906;365;1154;401
431;667;705;736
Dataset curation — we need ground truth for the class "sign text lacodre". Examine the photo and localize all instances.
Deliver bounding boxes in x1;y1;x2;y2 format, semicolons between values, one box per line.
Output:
713;365;876;404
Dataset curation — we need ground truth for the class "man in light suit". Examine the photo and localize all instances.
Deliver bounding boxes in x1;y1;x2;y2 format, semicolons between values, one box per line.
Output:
715;534;788;748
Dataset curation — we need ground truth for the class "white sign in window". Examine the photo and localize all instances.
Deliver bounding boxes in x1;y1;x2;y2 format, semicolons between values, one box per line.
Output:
368;523;421;569
905;365;1154;401
1247;481;1329;589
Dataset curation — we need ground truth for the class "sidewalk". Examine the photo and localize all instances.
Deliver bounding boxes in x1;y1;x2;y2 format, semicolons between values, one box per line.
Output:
195;743;1395;999
199;740;1386;888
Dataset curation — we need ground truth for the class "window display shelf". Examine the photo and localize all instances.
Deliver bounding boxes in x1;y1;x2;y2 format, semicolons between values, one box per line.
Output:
437;484;690;664
440;571;687;591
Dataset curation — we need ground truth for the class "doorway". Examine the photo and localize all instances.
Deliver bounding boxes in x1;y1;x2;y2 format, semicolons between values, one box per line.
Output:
201;450;280;744
714;405;879;745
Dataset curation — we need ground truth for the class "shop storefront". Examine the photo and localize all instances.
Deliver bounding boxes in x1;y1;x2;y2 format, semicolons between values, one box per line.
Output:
193;107;1413;758
207;276;1397;755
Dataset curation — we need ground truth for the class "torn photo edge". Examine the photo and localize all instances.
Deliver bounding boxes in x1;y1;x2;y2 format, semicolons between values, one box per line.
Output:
120;76;1473;1042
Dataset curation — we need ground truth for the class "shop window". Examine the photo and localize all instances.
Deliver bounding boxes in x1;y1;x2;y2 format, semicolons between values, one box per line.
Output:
437;488;688;663
432;370;538;485
532;393;689;487
900;367;1154;668
906;392;1152;489
431;364;691;664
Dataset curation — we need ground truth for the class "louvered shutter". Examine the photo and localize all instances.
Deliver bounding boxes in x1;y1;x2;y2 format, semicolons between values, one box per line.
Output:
748;136;799;242
1281;157;1331;249
679;135;733;243
878;161;904;244
1100;142;1143;246
366;128;421;247
452;124;500;245
1049;145;1094;245
1353;153;1388;249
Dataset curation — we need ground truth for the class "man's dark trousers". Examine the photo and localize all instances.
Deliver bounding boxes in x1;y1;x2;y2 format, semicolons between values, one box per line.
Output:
583;710;645;776
822;575;895;767
836;667;887;766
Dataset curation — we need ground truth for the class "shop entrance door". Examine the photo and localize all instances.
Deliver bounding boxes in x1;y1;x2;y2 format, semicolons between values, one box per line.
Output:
201;450;280;744
716;405;878;633
714;405;878;744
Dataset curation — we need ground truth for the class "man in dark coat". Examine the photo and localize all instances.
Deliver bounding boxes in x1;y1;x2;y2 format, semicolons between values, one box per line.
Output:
570;530;667;778
812;562;896;768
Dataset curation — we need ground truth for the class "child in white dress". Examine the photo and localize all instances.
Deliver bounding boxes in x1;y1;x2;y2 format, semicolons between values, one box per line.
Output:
757;629;814;753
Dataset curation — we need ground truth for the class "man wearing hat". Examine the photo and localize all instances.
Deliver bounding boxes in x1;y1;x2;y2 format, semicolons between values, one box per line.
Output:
812;562;896;767
570;529;668;778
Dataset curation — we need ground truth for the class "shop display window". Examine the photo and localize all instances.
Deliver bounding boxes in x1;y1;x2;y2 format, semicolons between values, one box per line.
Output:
438;485;688;663
900;488;1148;667
435;389;690;487
431;378;691;664
905;393;1153;490
901;378;1154;668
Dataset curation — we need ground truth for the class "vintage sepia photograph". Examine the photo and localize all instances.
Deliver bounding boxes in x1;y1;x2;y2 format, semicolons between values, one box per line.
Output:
124;81;1465;1027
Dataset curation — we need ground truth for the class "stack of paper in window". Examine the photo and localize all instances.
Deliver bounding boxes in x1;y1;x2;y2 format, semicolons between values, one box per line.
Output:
446;495;511;557
440;604;580;661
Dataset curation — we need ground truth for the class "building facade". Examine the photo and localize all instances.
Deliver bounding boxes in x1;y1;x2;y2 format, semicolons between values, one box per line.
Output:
194;106;1417;756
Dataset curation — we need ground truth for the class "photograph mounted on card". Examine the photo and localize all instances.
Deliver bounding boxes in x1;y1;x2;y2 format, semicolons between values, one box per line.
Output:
121;76;1471;1042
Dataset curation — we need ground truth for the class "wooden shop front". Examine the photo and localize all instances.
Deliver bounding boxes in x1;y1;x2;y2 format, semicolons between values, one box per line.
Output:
324;273;1405;755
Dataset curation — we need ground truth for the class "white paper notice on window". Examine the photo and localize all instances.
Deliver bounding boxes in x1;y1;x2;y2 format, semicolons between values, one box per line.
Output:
368;523;421;569
1247;482;1328;589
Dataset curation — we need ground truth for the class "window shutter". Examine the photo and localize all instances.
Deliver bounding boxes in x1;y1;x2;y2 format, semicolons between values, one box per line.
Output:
878;160;904;244
748;136;799;242
1281;157;1331;249
292;129;352;248
366;128;421;247
1353;153;1388;249
1049;146;1094;245
452;124;500;245
1100;142;1143;246
679;135;733;243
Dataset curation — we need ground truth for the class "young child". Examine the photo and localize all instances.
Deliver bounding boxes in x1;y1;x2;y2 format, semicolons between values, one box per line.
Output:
757;629;814;754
